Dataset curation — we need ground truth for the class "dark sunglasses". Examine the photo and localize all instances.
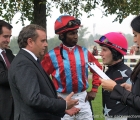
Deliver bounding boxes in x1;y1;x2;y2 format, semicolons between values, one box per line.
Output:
99;36;127;52
55;19;81;33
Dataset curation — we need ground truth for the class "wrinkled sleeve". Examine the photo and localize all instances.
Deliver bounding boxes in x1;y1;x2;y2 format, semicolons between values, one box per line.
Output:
110;84;140;110
88;51;102;92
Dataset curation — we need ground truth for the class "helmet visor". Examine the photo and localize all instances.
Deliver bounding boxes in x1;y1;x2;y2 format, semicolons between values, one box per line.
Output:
99;36;127;52
67;19;81;28
55;19;81;34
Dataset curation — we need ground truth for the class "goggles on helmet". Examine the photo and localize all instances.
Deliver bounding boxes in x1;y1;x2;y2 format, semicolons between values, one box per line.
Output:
55;19;81;34
99;36;127;52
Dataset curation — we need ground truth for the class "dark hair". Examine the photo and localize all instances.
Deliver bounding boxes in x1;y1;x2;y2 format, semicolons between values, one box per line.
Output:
58;32;67;41
131;15;140;33
0;20;13;34
131;61;140;82
17;24;46;49
109;48;123;61
101;44;123;61
130;15;140;82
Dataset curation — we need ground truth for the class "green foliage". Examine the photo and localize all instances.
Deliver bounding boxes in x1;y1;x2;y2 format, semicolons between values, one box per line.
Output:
9;33;134;55
0;0;140;25
47;26;90;50
78;26;90;47
78;27;89;41
125;33;134;47
87;34;94;47
47;32;134;51
48;35;61;51
0;0;34;25
101;0;140;23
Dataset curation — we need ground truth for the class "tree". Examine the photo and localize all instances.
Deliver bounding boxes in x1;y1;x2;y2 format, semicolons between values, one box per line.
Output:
9;36;19;54
48;35;61;51
9;32;134;55
47;27;90;50
48;0;140;23
124;34;134;47
78;26;89;47
87;34;94;47
0;0;140;30
0;0;46;28
46;26;90;50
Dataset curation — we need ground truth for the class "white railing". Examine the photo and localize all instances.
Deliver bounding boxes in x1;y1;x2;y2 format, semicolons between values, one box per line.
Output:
95;55;140;69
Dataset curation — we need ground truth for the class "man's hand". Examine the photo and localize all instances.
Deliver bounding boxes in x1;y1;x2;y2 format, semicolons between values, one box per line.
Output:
65;92;79;110
85;91;96;102
100;78;116;91
65;107;80;116
121;83;132;91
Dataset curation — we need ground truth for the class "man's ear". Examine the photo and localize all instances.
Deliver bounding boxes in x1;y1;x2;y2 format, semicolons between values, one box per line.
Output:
59;34;64;40
27;38;33;47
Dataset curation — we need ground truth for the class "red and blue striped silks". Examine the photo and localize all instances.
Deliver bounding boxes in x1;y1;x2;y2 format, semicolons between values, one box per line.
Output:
42;44;102;93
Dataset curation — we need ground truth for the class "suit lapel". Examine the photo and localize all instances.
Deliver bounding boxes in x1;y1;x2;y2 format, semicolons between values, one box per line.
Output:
0;49;14;69
19;49;57;96
0;54;7;69
34;61;57;94
5;49;14;63
0;55;4;62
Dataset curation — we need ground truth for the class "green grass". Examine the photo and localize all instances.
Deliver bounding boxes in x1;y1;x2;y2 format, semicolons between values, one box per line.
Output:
98;59;102;62
87;79;104;120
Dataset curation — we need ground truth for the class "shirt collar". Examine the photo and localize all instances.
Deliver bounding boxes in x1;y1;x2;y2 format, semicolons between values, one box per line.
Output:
0;49;6;54
107;60;124;69
22;48;38;61
62;44;75;51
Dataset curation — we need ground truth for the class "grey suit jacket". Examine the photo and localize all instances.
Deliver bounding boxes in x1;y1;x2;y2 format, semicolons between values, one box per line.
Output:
8;49;66;120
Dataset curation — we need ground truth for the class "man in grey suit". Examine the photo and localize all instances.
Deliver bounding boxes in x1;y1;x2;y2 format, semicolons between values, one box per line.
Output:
0;20;14;120
8;24;79;120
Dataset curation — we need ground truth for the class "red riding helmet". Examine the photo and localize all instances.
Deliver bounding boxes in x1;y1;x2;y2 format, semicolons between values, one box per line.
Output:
54;15;81;34
95;32;128;55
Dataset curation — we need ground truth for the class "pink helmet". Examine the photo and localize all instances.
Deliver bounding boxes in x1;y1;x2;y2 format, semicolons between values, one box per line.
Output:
95;32;128;55
54;15;81;34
